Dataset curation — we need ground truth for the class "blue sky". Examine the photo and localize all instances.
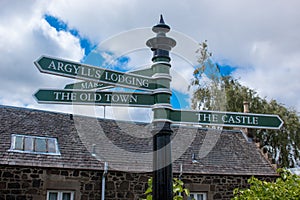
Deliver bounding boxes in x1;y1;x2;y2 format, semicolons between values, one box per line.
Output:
45;15;95;58
44;15;235;110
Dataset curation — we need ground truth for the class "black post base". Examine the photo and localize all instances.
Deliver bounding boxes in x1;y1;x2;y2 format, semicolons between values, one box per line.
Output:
152;121;173;200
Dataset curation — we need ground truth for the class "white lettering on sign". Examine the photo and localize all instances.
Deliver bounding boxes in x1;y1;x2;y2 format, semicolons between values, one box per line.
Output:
104;71;149;88
47;60;149;88
53;92;101;102
104;94;138;103
196;113;218;123
80;67;103;78
222;115;258;125
79;93;102;101
196;113;259;125
52;91;138;104
81;82;104;89
54;92;77;101
48;61;82;75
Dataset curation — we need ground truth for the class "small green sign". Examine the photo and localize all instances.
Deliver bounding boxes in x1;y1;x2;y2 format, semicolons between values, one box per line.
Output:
153;109;284;129
34;56;156;91
64;81;113;90
34;89;156;107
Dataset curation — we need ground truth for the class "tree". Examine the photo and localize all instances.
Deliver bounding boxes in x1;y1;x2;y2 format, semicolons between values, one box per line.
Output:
143;178;191;200
191;41;227;112
232;168;300;199
191;41;300;168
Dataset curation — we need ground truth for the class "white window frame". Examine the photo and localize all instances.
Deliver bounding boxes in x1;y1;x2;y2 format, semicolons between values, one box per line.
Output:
9;134;60;155
46;190;75;200
189;192;207;200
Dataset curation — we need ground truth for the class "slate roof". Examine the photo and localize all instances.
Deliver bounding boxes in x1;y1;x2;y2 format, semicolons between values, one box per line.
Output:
0;105;277;176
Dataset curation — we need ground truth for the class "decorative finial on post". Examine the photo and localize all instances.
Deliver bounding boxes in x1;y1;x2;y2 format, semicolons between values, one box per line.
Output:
146;15;176;62
152;15;171;33
160;14;165;24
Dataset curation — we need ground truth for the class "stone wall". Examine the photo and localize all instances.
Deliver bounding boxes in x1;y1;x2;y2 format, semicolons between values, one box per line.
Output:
105;172;150;199
179;174;275;200
0;165;276;200
0;166;44;200
0;165;150;200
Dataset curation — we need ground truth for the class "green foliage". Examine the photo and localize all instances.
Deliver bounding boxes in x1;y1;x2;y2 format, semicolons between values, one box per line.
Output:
173;178;191;200
255;100;300;167
232;168;300;199
191;41;300;168
144;178;153;200
143;178;191;200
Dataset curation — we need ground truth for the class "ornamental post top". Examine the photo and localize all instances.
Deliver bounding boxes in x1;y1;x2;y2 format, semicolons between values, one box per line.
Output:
146;15;176;61
152;14;171;34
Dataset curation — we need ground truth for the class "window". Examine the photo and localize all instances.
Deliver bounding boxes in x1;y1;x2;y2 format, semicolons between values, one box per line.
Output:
188;192;207;200
47;191;74;200
9;134;60;155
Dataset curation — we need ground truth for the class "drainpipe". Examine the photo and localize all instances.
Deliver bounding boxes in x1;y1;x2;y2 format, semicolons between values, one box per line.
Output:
101;162;108;200
178;164;183;196
179;163;183;180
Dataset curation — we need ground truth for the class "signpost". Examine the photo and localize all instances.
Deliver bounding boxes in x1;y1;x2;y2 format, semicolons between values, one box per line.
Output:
34;56;156;91
34;89;155;107
33;15;284;200
153;109;284;129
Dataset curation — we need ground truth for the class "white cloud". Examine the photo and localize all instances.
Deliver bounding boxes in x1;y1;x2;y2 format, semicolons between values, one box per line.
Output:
0;0;84;113
0;0;299;118
235;43;300;110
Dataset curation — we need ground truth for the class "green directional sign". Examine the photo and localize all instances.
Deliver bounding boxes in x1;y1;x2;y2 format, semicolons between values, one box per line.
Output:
34;56;156;91
153;109;284;129
34;89;156;107
128;67;154;77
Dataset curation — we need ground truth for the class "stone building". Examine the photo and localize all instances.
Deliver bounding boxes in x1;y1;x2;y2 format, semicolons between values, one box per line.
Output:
0;105;277;200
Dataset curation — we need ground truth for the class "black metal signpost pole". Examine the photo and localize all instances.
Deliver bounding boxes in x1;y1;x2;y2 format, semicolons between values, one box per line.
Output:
152;122;173;200
147;15;176;200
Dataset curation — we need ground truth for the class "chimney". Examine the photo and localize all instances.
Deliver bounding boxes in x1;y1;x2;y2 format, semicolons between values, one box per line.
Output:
243;101;249;113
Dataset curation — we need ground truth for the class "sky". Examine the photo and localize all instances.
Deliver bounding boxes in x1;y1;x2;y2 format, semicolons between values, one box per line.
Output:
1;0;300;123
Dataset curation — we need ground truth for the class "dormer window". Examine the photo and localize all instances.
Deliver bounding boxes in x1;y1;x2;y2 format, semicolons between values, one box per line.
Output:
9;134;60;155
